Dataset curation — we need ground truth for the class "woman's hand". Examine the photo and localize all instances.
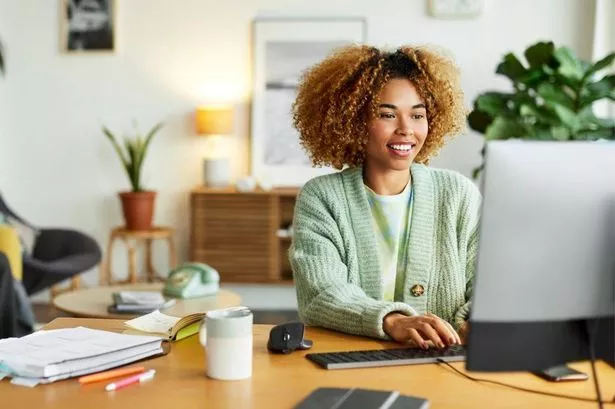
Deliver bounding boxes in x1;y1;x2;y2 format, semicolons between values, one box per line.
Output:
383;312;461;348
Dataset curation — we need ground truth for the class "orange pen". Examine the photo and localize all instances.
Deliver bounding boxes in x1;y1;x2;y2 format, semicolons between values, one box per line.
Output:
78;366;146;385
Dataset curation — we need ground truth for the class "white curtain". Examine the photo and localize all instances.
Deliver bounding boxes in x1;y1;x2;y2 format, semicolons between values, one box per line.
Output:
592;0;615;118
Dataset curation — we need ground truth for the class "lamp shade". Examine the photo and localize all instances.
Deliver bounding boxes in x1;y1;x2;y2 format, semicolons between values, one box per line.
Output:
195;106;234;135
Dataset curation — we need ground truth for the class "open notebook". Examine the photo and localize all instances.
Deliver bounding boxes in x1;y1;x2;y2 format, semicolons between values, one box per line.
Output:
123;306;250;341
0;327;169;384
124;310;206;341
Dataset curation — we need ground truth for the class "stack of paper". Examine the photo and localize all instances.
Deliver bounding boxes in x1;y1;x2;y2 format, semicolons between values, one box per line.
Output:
0;327;167;385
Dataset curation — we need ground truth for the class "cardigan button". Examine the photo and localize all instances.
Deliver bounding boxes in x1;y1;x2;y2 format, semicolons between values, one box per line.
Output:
410;284;425;297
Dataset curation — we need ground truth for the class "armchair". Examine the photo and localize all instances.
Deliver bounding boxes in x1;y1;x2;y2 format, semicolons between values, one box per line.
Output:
0;194;102;296
0;229;34;338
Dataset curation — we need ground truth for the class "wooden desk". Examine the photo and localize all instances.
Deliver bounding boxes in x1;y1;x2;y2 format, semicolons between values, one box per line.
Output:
2;318;614;409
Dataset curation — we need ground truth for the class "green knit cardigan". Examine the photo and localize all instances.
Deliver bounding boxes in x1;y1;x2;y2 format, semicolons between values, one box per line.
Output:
289;164;482;340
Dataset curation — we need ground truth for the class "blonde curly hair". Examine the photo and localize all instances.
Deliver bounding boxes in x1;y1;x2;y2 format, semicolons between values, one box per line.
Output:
292;44;466;169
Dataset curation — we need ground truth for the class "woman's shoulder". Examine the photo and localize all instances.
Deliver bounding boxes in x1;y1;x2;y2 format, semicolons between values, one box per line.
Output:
300;172;342;194
296;170;346;206
302;170;344;189
296;168;364;216
299;168;359;196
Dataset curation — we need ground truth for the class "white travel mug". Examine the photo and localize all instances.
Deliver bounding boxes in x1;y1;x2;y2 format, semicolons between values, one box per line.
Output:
199;307;253;380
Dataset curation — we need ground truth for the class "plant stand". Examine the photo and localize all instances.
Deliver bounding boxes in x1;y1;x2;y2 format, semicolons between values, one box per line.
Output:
100;226;177;285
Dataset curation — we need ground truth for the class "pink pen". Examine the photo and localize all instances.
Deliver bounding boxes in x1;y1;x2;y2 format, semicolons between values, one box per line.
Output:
105;369;156;392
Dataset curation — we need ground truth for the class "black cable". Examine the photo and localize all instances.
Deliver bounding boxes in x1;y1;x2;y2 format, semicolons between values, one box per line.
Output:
585;320;604;409
436;359;615;405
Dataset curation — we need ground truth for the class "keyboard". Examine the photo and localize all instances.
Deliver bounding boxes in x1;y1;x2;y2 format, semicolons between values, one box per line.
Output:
306;345;466;370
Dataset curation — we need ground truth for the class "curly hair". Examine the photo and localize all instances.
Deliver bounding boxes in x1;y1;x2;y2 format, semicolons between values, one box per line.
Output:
292;44;467;168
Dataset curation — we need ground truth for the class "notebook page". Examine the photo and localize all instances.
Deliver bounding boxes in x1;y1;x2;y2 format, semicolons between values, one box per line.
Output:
124;310;180;335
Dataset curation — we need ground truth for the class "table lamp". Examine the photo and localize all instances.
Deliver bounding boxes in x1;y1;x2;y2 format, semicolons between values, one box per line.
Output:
195;105;234;187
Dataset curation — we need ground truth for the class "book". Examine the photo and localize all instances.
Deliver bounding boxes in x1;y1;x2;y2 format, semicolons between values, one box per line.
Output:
123;306;250;341
124;310;206;341
0;327;170;384
109;291;176;314
294;388;430;409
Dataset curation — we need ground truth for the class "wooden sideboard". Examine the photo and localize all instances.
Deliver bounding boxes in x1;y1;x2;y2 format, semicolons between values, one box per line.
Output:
190;187;299;283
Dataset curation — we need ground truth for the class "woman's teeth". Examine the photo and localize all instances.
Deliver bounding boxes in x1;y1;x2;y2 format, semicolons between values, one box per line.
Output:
388;144;412;151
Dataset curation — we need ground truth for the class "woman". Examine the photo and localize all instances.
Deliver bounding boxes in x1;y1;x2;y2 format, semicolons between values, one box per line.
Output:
289;45;481;349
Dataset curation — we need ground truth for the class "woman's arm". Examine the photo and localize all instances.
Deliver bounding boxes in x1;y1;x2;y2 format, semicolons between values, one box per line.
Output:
290;183;416;340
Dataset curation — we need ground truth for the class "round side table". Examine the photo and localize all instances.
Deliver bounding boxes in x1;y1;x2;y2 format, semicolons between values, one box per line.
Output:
100;226;177;285
53;283;242;319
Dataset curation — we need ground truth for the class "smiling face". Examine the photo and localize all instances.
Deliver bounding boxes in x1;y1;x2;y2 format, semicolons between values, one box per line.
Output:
364;78;429;173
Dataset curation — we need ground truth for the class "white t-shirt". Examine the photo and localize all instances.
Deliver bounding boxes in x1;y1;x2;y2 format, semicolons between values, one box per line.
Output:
365;182;414;301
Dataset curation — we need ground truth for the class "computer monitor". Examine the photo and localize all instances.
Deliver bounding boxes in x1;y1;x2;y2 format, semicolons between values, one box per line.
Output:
467;140;615;372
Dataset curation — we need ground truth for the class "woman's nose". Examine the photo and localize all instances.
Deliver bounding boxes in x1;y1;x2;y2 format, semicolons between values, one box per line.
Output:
396;118;413;136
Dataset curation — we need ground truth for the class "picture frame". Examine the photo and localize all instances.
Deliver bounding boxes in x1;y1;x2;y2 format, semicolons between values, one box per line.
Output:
428;0;484;18
60;0;116;53
250;17;367;187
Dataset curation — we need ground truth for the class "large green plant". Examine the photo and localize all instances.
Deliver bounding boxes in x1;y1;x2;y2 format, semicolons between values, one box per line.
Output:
103;122;164;192
469;41;615;178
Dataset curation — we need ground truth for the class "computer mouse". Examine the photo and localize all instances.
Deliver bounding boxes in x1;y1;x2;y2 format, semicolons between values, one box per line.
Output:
267;322;313;354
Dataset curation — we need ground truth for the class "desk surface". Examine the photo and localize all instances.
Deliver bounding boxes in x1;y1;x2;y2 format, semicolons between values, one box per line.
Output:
2;318;614;409
52;284;241;319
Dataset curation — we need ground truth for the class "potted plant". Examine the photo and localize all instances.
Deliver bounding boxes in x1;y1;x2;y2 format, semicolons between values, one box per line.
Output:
103;121;164;230
469;41;615;178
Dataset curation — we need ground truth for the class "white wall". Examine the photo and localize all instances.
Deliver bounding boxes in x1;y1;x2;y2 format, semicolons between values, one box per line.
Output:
0;0;595;302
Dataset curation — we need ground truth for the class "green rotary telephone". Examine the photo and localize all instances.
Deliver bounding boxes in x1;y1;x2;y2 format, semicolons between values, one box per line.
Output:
163;262;220;299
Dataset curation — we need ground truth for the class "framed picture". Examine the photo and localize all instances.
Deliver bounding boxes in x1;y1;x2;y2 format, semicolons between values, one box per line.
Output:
60;0;116;53
428;0;484;18
250;17;367;187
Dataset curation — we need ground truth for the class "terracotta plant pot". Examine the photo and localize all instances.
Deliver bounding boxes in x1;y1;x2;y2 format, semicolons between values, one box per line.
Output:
119;191;156;230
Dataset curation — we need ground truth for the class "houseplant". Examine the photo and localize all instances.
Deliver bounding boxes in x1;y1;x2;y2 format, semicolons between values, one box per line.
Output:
103;121;164;230
469;41;615;178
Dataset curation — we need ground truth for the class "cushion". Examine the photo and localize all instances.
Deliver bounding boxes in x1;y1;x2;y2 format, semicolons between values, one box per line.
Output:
0;213;39;256
0;224;23;281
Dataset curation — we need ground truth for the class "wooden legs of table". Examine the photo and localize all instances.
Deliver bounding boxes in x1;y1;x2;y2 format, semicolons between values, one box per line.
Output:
99;233;114;286
144;239;164;282
103;236;141;284
127;238;138;283
101;230;178;285
144;237;178;281
168;236;177;271
145;238;155;282
50;276;81;298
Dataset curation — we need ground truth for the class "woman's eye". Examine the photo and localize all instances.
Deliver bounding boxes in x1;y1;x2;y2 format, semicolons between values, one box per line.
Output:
412;114;425;120
379;112;395;119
